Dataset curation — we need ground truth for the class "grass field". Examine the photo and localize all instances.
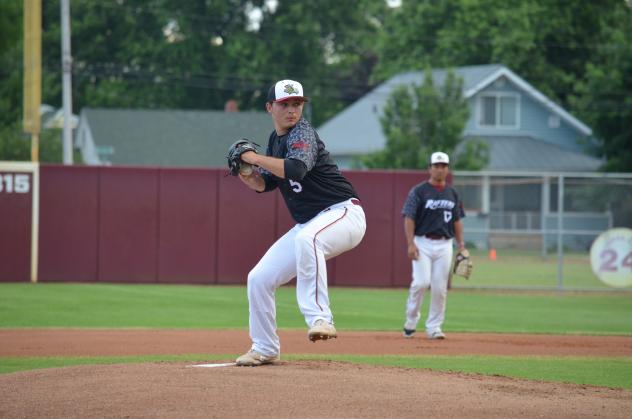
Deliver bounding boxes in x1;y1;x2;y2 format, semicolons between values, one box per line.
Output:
461;249;606;289
1;283;630;334
1;283;631;389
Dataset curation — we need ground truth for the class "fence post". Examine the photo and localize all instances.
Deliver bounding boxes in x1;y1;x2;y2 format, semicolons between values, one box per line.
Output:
556;174;564;290
541;176;550;258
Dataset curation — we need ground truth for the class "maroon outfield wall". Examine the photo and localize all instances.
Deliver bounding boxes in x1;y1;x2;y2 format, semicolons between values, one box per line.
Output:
0;170;33;282
3;164;430;286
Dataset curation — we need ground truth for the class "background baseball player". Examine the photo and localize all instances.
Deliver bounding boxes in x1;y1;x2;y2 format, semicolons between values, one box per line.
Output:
401;151;466;340
231;79;366;366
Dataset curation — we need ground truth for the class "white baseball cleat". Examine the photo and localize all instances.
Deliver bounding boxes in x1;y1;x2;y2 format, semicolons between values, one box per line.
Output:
308;319;337;342
427;330;446;340
235;349;279;366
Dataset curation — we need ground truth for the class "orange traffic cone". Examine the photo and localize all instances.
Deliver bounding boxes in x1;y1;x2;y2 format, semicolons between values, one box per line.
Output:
488;248;497;261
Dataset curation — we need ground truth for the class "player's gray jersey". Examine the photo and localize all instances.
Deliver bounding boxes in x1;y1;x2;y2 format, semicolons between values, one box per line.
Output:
261;117;358;223
402;182;465;238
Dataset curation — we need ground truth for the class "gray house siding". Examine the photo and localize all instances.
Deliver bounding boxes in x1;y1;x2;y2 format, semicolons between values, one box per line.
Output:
518;94;586;152
464;82;585;153
319;64;600;172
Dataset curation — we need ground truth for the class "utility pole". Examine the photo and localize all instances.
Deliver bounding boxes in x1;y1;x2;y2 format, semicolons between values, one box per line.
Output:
23;0;41;161
61;0;73;164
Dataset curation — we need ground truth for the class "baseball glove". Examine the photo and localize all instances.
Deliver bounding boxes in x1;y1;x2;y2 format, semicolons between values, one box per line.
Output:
453;249;473;279
227;139;259;176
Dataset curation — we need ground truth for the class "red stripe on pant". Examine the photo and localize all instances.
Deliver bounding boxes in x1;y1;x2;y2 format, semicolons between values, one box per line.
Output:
312;208;349;311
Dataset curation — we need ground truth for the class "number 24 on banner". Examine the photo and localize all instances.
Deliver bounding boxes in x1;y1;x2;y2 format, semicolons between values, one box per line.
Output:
590;228;632;288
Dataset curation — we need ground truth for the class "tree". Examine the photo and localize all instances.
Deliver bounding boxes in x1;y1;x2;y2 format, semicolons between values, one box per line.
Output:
0;122;73;163
230;0;384;124
1;0;386;162
35;0;384;125
0;0;23;127
362;69;487;170
373;0;623;109
570;2;632;172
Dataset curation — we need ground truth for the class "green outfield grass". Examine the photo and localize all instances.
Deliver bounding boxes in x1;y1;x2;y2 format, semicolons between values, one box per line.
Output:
1;283;630;334
462;249;605;289
1;283;631;389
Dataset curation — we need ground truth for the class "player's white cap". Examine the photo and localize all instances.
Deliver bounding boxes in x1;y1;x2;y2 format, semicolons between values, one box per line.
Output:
267;79;309;103
430;151;450;165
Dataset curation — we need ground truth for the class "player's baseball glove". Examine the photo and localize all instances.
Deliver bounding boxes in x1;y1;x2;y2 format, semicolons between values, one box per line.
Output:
227;139;259;176
453;249;473;279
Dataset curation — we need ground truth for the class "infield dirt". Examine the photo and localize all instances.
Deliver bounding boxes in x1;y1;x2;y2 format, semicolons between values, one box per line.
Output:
1;329;631;418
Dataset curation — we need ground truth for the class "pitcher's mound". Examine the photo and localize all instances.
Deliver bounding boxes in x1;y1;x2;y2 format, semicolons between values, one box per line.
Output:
1;361;631;418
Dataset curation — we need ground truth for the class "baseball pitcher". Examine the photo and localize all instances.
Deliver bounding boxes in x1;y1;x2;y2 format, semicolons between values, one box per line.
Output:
228;79;366;366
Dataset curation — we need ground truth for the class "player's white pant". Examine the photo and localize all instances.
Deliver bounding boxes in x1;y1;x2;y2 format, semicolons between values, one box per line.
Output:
404;236;453;335
247;198;366;357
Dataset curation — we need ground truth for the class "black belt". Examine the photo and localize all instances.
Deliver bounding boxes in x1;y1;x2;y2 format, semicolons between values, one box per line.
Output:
425;234;446;240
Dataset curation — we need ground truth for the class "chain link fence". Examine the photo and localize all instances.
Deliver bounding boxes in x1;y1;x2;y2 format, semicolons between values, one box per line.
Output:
452;171;632;291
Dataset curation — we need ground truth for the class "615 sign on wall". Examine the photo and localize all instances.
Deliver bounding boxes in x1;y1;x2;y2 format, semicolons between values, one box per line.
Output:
590;228;632;288
0;173;31;193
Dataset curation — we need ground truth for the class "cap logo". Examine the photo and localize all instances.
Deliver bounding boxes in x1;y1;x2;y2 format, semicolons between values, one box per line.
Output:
284;84;299;95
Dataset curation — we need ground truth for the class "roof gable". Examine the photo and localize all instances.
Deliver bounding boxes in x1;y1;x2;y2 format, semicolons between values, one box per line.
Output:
464;67;591;135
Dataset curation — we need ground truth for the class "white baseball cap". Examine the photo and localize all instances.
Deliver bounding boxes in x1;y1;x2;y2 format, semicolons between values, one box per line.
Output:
267;79;309;103
430;151;450;165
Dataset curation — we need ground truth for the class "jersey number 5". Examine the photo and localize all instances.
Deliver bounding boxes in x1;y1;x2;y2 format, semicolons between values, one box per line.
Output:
443;210;452;223
289;179;302;193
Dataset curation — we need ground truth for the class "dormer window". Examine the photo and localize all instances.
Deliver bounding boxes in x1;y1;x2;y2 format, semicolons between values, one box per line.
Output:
478;93;520;128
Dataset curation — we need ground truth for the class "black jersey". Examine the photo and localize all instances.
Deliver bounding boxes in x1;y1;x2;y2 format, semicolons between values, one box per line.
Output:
401;181;465;238
260;117;358;224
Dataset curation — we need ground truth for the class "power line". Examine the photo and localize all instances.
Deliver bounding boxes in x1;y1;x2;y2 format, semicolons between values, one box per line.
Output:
54;61;632;103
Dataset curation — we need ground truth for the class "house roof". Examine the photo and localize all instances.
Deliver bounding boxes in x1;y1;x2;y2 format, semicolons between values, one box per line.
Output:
317;64;592;156
78;108;272;167
462;136;603;172
464;66;591;135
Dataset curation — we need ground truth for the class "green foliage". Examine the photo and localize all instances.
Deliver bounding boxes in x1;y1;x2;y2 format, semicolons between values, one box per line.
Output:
0;0;21;116
569;4;632;172
1;0;630;169
363;69;486;170
0;121;77;163
0;123;30;161
373;0;630;171
453;139;489;170
0;0;21;55
373;0;620;105
35;0;384;126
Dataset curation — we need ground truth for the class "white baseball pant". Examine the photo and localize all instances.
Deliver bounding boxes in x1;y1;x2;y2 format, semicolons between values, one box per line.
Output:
247;198;366;357
404;236;453;335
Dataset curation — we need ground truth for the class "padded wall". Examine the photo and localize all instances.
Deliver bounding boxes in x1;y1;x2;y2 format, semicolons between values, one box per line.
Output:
31;165;436;286
39;165;99;282
0;171;32;282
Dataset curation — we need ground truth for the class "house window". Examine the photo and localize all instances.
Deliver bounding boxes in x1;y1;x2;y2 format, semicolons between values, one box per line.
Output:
478;93;520;128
